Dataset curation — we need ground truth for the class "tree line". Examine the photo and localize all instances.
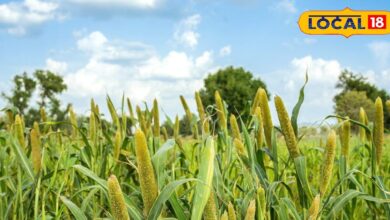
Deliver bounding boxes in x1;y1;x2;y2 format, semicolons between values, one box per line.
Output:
1;70;68;127
1;67;389;133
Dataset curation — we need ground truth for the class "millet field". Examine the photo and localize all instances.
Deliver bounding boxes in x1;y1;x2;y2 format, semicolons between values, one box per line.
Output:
0;84;389;220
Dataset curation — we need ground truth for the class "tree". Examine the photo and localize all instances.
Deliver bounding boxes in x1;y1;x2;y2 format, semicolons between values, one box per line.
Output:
179;113;197;136
334;91;375;121
335;70;389;102
200;66;269;120
161;114;198;137
34;70;68;121
34;70;67;108
334;70;390;128
2;70;69;126
1;73;36;115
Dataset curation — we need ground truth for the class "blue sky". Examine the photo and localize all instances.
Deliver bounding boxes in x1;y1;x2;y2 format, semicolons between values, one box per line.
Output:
0;0;389;123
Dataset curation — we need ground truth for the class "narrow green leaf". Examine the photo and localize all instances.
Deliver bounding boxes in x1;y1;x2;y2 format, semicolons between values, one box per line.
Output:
147;179;195;220
191;137;215;220
152;139;175;163
294;156;313;207
326;190;361;218
73;165;107;190
375;176;390;219
9;135;34;180
291;71;308;137
280;197;301;220
168;193;187;220
81;187;101;212
60;196;88;220
124;195;143;220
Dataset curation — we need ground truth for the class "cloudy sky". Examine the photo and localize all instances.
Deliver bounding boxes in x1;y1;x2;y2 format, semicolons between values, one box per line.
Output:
0;0;390;124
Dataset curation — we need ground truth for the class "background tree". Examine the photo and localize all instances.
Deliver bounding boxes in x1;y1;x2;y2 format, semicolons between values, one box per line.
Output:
161;113;197;136
334;70;390;129
2;70;69;126
1;73;36;115
34;70;67;108
335;91;375;121
162;120;174;137
179;114;197;136
200;66;269;120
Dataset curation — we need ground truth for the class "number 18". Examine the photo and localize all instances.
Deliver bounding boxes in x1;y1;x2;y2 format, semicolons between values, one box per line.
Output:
368;15;386;29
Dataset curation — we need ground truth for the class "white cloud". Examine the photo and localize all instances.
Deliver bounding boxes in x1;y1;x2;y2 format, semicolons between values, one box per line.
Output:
362;70;376;84
219;45;231;57
25;0;57;13
66;0;158;10
63;31;215;117
0;4;20;23
62;0;178;19
363;69;390;92
0;0;180;35
196;51;213;68
264;56;342;123
174;14;201;48
275;0;297;13
77;31;108;52
268;56;389;124
65;59;125;97
181;14;201;29
378;70;390;91
290;56;341;84
0;0;59;35
368;41;390;66
137;50;212;79
45;58;68;73
76;31;154;62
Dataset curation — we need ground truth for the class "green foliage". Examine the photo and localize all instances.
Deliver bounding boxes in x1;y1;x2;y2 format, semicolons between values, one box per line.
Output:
200;66;269;120
2;70;69;126
1;72;36;115
334;70;390;128
162;114;195;137
179;113;197;136
34;70;67;108
335;91;375;121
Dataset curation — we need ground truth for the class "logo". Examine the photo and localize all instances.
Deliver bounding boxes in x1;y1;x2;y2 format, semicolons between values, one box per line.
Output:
298;8;390;37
